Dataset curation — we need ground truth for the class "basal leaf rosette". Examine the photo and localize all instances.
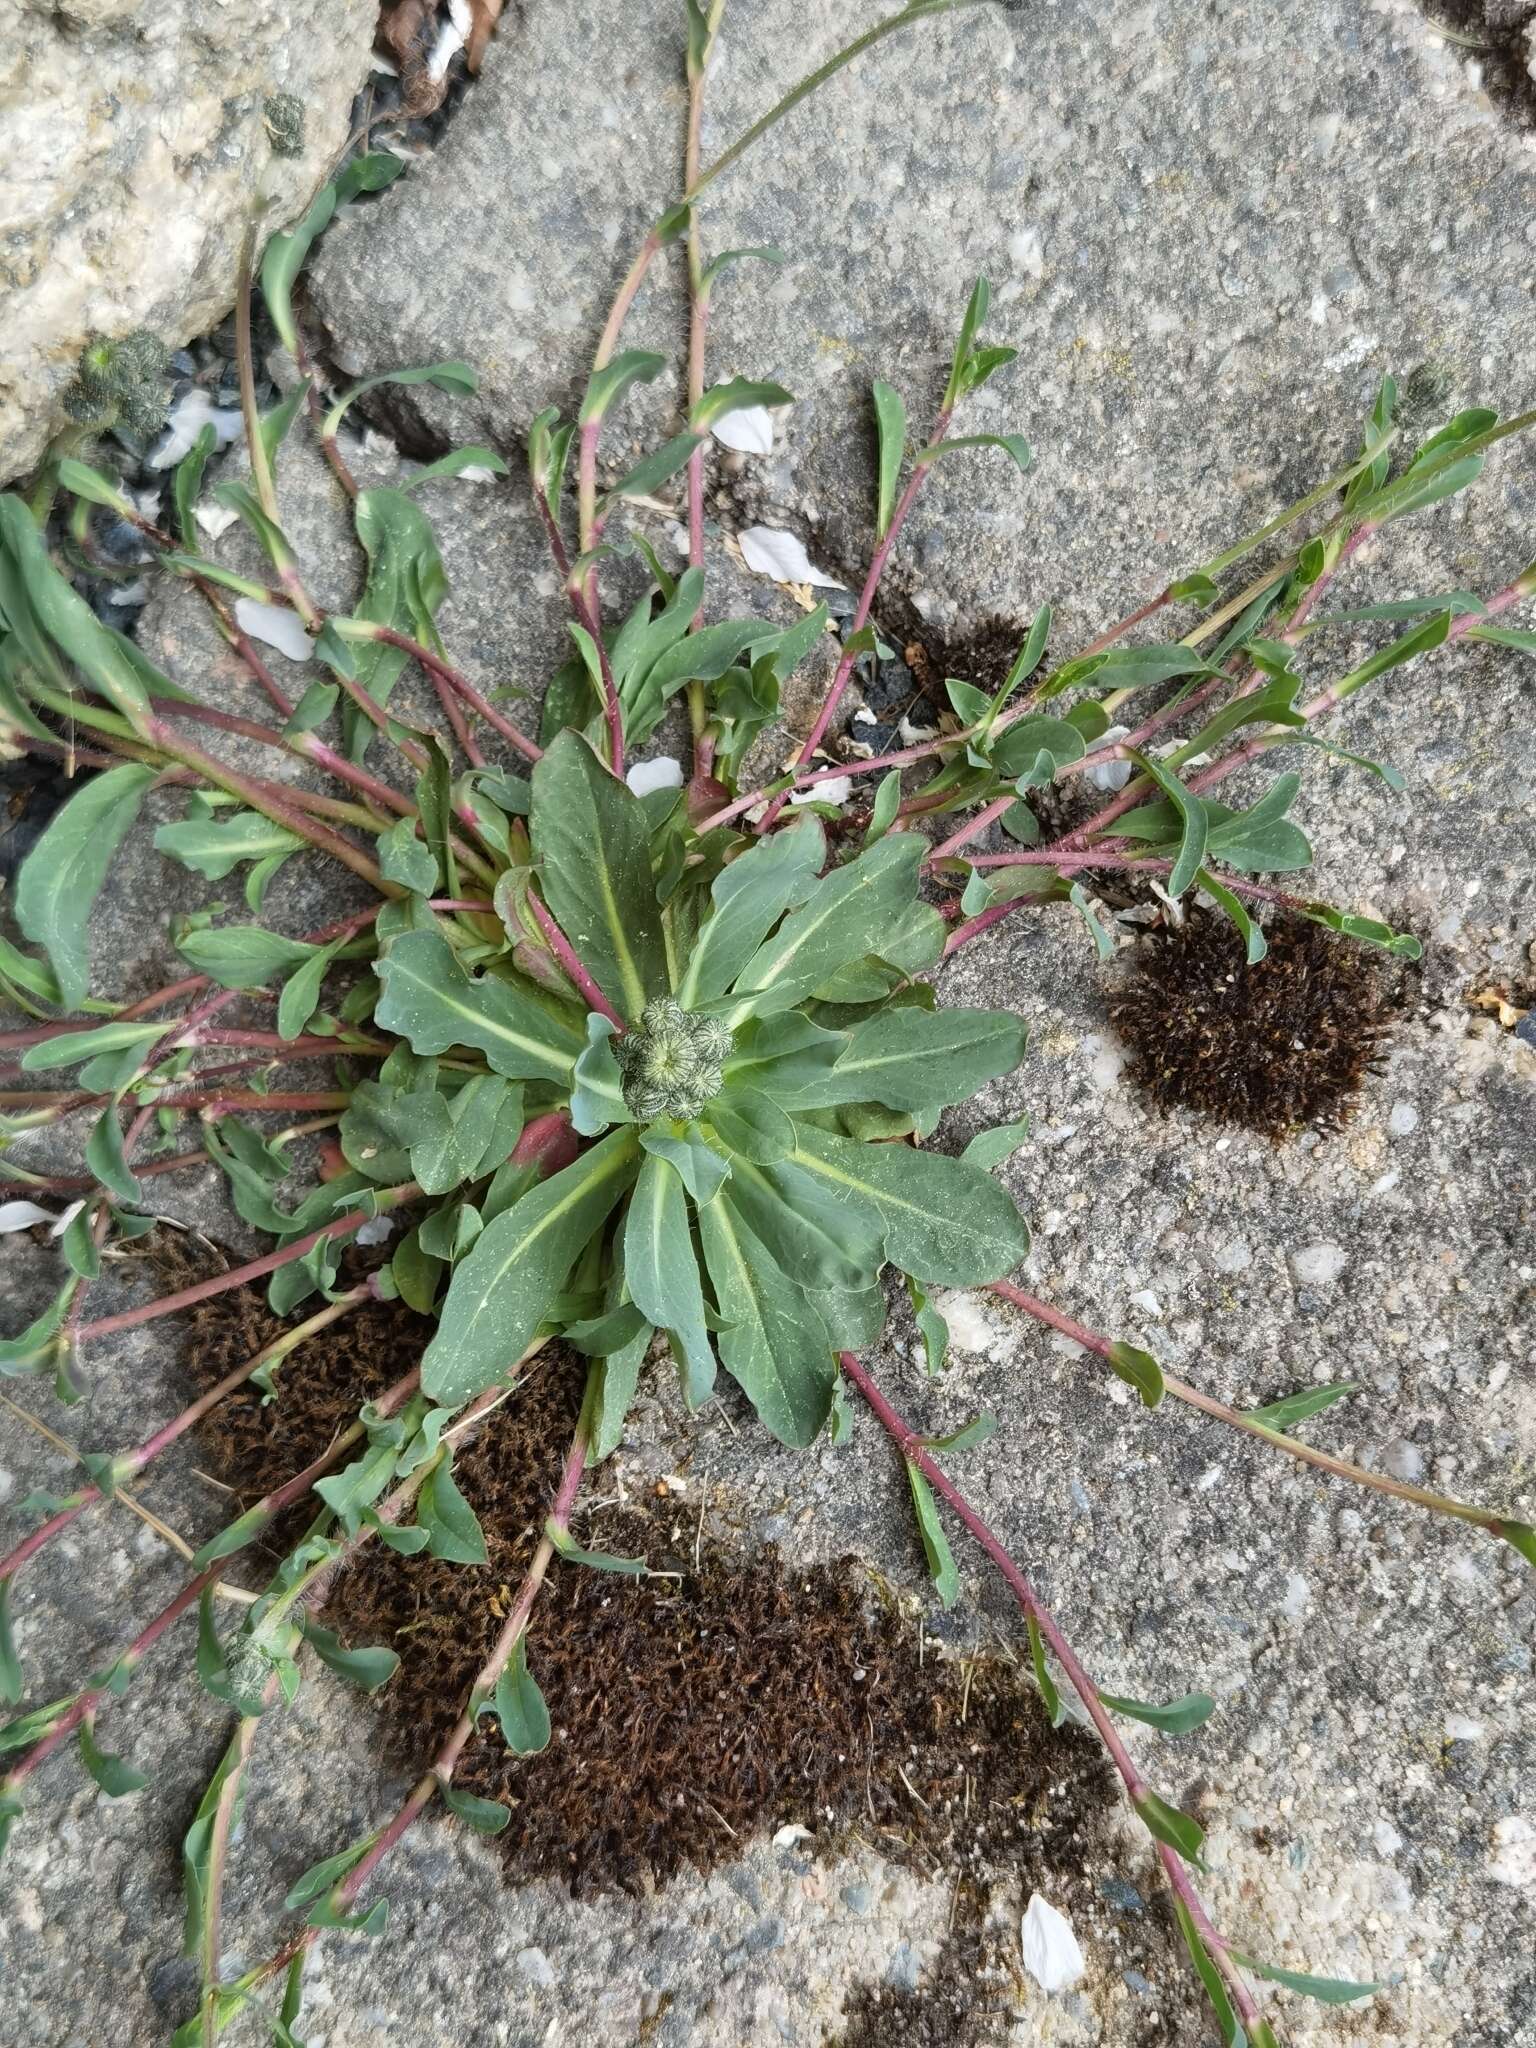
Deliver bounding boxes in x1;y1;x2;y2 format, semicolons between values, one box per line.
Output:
368;732;1030;1448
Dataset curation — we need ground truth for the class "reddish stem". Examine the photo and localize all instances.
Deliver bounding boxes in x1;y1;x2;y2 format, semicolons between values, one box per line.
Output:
367;627;542;766
758;415;952;833
526;895;624;1028
836;1348;1263;2032
74;1185;414;1342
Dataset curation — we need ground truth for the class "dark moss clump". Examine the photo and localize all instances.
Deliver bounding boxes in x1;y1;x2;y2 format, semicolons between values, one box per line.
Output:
1109;906;1396;1136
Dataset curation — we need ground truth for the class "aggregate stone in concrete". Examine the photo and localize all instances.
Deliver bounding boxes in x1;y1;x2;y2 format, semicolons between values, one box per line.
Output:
4;3;1536;2044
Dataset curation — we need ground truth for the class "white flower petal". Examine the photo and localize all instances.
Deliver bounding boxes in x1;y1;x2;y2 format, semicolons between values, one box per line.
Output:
1085;724;1133;793
193;501;239;540
789;775;850;807
148;390;244;471
626;756;684;798
738;525;844;589
234;598;314;664
772;1823;813;1849
710;404;775;456
1021;1894;1085;1994
354;1214;396;1247
49;1200;86;1239
0;1200;59;1233
456;464;499;484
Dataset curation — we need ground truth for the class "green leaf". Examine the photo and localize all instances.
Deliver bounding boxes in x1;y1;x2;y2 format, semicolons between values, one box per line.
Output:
56;459;135;518
863;769;903;846
1027;1614;1065;1728
282;1836;377;1911
905;1462;958;1608
799;1005;1027;1112
439;1780;510;1835
423;1127;641;1406
402;445;510;493
176;924;317;990
704;1083;796;1163
0;1790;21;1861
85;1106;141;1205
960;1118;1030;1170
345;488;448;754
1331;609;1452;705
728;833;925;1019
1170;572;1219;606
377;816;439;895
1203;775;1311;875
570;1012;631;1137
299;1620;399;1694
0;1579;22;1706
1101;1690;1216;1735
1038;643;1211;701
78;1719;147;1797
306;1894;389;1937
1172;1899;1245;2047
639;1124;730;1205
13;764;156;1010
691;378;794;432
277;938;343;1042
1245;1382;1358;1430
1197;870;1267;965
624;1153;716;1406
173;424;217;546
155;811;304;881
1127;751;1206;897
600;431;703;507
544;1520;648;1575
0;496;155;728
905;1275;948;1374
872;380;906;539
488;1634;551;1754
1106;1340;1164;1409
417;1453;488;1565
944;275;991;407
1230;1952;1378;2005
410;1073;519;1196
699;244;785;294
919;433;1031;476
697;1193;835;1446
0;1289;74;1382
18;1016;163;1074
1300;902;1423;960
985;713;1086;789
788;1123;1030;1288
579;349;666;426
261;155;402;348
680;819;825;1007
531;732;668;1020
1498;1521;1536;1570
1135;1789;1206;1865
326;362;477;434
721;1145;884;1290
374;928;585;1084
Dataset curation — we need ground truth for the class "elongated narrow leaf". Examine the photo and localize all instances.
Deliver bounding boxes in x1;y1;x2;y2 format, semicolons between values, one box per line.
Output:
691;378;793;432
531;732;667;1020
1135;1789;1206;1865
78;1720;147;1797
13;764;155;1010
788;1123;1029;1288
679;818;825;1007
624;1152;715;1405
919;432;1031;476
1198;870;1267;965
155;811;304;881
1231;1952;1379;2006
579;349;665;426
1126;751;1206;897
489;1634;551;1754
417;1454;488;1564
1101;1690;1216;1735
439;1780;511;1835
1332;609;1452;704
801;1006;1027;1112
1107;1340;1164;1409
283;1835;378;1911
1027;1614;1065;1728
176;925;317;990
0;1579;22;1706
601;431;703;506
698;1195;835;1446
423;1128;641;1406
961;1118;1031;1170
729;834;925;1019
1173;1898;1246;2047
721;1148;885;1290
375;928;585;1084
872;380;906;539
1245;1382;1357;1431
905;1462;959;1608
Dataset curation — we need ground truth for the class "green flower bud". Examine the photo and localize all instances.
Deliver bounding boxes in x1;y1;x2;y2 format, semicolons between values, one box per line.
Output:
613;997;733;1123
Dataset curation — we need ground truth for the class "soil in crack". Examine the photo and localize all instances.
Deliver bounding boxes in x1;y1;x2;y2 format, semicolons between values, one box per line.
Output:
170;1250;1204;2038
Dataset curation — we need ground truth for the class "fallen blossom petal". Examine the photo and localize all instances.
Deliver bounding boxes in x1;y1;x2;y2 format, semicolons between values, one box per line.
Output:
0;1200;59;1233
626;755;685;798
738;525;844;588
1021;1893;1085;1993
1085;724;1133;793
234;598;314;664
710;403;775;455
354;1214;396;1247
789;776;850;807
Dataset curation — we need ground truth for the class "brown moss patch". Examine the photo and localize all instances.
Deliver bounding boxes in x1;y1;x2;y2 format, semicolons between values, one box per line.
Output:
179;1274;1201;2035
1108;905;1397;1136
